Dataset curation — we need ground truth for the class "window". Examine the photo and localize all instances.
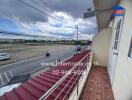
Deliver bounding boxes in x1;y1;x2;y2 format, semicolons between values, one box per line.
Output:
114;19;121;50
128;36;132;58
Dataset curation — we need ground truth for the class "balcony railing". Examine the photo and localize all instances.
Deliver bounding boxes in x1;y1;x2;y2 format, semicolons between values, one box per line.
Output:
39;51;93;100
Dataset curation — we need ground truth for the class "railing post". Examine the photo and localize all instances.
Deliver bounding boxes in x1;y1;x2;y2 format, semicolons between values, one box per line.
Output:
39;52;90;100
77;80;79;96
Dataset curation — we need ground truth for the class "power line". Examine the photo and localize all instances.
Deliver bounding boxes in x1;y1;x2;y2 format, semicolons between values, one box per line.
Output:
40;0;52;11
40;0;49;7
39;0;53;12
30;0;51;12
17;0;59;20
30;0;40;6
17;0;83;32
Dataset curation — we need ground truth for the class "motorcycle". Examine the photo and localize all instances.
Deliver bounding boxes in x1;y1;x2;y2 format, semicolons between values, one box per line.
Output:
45;51;50;57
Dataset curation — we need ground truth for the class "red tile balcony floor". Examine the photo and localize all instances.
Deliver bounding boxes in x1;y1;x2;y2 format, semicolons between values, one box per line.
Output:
79;66;115;100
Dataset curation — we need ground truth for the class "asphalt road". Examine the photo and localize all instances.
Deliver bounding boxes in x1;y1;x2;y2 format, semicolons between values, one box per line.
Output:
0;47;75;75
0;47;75;86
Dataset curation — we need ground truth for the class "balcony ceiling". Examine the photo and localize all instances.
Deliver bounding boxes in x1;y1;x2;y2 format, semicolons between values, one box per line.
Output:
93;0;120;31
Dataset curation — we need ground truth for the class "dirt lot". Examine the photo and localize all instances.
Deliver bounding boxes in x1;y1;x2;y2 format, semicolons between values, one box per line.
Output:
0;43;74;66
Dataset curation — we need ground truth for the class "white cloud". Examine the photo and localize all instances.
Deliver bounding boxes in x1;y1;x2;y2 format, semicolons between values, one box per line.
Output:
14;11;97;40
0;0;97;40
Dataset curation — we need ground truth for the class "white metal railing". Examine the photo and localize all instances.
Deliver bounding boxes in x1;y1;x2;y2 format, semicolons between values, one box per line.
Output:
62;64;86;100
39;51;90;100
63;52;92;100
54;58;87;100
68;51;93;100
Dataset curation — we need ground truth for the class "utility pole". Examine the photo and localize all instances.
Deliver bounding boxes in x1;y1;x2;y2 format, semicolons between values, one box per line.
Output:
75;25;79;41
75;25;79;52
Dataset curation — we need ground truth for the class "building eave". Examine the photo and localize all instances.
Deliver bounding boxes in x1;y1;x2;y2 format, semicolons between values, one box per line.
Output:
93;0;120;31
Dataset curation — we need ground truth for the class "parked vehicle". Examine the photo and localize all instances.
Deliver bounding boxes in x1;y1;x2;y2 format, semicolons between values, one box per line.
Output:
73;45;81;56
0;53;10;61
75;45;81;51
73;51;80;56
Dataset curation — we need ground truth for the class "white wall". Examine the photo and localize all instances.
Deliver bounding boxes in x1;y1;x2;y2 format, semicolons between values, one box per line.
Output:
111;0;132;100
92;28;112;66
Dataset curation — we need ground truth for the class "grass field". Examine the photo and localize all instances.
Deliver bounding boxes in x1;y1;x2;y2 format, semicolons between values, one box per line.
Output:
0;43;74;66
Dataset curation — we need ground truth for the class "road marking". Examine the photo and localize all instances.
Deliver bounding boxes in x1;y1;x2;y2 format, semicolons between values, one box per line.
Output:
0;74;4;85
4;72;9;82
9;71;13;77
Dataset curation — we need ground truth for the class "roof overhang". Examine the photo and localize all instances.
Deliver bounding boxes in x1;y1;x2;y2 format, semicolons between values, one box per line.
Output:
93;0;120;31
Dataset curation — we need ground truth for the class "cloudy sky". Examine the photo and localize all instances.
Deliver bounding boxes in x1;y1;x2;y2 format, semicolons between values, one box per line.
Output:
0;0;98;40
